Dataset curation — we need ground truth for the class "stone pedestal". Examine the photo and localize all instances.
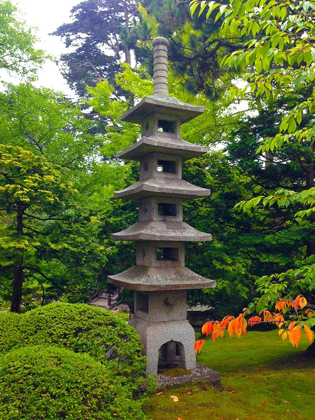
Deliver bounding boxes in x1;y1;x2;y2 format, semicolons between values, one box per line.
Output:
130;317;196;376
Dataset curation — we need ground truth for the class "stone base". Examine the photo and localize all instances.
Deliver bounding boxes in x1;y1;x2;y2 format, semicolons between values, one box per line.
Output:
130;316;196;376
156;364;220;389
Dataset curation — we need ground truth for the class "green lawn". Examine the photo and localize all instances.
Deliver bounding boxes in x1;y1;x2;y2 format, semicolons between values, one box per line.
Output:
143;330;315;420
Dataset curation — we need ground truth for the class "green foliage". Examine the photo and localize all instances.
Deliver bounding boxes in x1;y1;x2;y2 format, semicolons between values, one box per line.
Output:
0;312;21;354
0;1;46;79
192;0;315;148
192;0;315;308
0;83;95;170
138;0;240;98
0;345;147;420
15;303;149;393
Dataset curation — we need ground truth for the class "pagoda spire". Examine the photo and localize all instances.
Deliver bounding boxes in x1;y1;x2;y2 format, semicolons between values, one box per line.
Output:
152;37;169;97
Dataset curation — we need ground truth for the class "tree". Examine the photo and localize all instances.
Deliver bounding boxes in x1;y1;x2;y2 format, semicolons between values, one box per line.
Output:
0;83;96;171
0;145;76;312
52;0;138;97
192;0;315;300
0;0;46;80
195;295;315;355
137;0;241;98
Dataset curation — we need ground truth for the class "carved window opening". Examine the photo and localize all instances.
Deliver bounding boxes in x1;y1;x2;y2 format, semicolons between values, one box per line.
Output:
158;203;177;217
158;119;176;133
157;247;179;261
157;160;177;173
158;341;185;368
137;293;149;313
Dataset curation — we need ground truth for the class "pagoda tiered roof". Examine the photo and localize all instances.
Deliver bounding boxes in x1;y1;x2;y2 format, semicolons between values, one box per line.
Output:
108;265;216;291
114;177;210;200
117;134;208;161
120;95;204;124
112;221;212;242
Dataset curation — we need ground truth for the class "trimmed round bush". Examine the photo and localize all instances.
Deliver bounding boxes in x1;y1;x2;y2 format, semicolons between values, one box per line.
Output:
18;303;148;392
0;345;147;420
0;312;21;354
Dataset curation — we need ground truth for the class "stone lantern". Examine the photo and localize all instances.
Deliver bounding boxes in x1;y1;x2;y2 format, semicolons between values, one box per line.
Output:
108;37;215;376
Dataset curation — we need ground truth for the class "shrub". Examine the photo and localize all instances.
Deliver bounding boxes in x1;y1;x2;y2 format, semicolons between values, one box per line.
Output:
18;303;149;393
0;312;21;354
0;345;147;420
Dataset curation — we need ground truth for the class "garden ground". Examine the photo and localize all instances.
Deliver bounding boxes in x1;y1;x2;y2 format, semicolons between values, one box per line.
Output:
144;330;315;420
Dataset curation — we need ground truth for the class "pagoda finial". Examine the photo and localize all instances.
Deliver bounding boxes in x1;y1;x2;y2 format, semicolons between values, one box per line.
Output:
152;37;169;97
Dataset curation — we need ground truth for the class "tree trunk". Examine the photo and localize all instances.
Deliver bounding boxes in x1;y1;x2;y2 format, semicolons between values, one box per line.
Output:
122;0;131;65
10;259;23;313
10;203;24;313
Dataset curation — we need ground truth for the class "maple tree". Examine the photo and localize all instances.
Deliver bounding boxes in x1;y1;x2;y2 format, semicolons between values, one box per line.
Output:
190;0;315;338
195;296;315;353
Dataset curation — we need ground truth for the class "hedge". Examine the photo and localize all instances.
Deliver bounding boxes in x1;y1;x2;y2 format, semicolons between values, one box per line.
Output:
0;345;147;420
0;311;21;354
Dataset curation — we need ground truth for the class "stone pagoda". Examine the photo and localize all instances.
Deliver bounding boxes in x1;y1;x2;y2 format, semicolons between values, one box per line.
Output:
108;37;215;376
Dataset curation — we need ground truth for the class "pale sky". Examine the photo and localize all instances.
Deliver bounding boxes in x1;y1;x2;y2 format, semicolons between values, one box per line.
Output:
14;0;81;93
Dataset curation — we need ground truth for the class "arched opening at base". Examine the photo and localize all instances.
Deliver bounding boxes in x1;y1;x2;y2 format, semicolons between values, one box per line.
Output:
158;340;186;370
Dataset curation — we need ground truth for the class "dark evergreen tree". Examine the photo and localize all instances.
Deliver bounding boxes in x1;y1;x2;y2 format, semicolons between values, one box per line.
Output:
53;0;138;97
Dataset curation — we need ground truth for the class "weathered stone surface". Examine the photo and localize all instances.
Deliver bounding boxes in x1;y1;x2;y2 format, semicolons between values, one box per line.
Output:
129;317;196;376
134;290;187;323
140;153;182;181
120;96;205;125
114;177;211;200
108;265;216;291
156;364;221;388
152;37;169;97
117;134;208;161
136;241;185;267
113;221;213;242
139;197;183;222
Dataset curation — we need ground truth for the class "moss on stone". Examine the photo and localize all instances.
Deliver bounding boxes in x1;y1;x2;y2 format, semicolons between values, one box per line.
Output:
159;367;192;377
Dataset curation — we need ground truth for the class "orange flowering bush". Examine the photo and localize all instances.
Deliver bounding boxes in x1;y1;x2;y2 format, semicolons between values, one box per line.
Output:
195;296;315;353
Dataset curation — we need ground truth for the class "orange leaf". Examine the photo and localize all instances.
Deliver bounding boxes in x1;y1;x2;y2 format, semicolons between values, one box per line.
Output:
294;295;300;311
304;324;314;343
300;296;307;309
274;313;284;328
288;325;302;347
275;300;287;313
228;319;235;337
170;395;179;402
263;402;268;406
194;339;204;354
220;315;234;329
212;328;224;341
288;321;296;331
156;392;163;396
248;316;261;327
281;331;288;341
240;316;247;335
202;321;214;336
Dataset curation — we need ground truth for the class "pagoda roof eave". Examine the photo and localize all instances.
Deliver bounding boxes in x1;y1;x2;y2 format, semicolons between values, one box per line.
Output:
108;265;216;291
114;178;211;200
116;134;208;161
112;221;212;242
120;96;205;124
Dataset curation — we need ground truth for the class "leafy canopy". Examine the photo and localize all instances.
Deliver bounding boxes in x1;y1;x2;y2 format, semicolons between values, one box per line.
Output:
0;1;46;80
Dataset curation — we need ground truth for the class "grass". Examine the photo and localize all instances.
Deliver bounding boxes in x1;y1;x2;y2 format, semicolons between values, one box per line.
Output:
143;330;315;420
